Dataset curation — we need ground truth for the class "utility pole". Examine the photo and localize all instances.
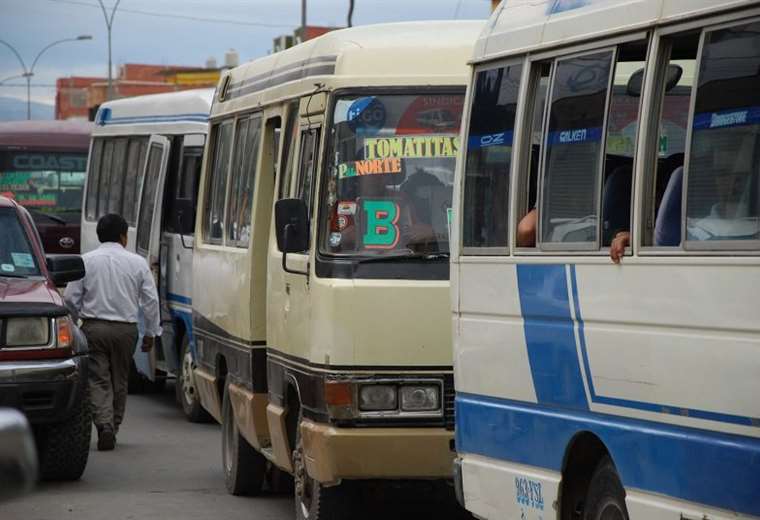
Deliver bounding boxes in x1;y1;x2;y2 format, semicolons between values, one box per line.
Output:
348;0;355;27
0;36;92;120
301;0;307;42
97;0;122;101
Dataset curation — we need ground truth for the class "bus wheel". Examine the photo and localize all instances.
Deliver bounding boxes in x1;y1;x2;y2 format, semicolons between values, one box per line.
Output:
176;336;210;423
293;411;352;520
582;456;629;520
221;383;266;496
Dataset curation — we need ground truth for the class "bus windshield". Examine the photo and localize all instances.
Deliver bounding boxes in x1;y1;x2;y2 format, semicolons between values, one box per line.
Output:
321;93;463;257
0;151;87;222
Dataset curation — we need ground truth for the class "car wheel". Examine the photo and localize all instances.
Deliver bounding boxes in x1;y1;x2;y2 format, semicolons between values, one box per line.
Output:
176;336;211;423
37;387;91;481
293;410;352;520
221;381;266;495
583;456;629;520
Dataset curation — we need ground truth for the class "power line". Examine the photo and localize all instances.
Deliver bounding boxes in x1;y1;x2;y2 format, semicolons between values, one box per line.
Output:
42;0;294;28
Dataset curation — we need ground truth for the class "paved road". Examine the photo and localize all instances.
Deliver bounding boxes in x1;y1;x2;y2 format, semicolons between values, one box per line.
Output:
3;386;469;520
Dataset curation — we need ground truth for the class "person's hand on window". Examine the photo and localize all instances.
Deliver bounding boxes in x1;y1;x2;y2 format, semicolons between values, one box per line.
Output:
610;231;631;264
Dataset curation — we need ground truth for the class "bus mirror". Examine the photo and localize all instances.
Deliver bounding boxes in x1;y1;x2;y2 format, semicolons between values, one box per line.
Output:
275;198;309;253
627;64;683;97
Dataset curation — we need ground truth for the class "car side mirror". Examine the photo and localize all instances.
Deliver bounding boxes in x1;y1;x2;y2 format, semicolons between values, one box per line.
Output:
46;254;85;287
0;408;37;503
274;198;309;276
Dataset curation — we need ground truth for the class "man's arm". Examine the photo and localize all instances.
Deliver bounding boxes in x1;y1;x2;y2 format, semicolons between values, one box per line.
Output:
138;263;162;347
63;278;84;321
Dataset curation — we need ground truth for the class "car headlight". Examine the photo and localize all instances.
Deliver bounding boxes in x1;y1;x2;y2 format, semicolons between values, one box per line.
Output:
5;317;50;347
359;385;397;411
400;385;440;412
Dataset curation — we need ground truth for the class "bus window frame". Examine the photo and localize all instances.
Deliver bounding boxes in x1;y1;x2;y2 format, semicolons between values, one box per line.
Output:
682;17;760;253
637;13;760;256
510;32;650;257
202;118;235;246
85;137;103;222
536;45;617;253
460;58;525;257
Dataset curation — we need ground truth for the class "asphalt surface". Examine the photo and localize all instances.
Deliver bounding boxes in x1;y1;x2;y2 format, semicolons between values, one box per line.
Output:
2;385;470;520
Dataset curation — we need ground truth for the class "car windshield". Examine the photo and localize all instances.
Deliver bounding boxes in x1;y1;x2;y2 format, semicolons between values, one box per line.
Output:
0;207;40;277
0;151;87;223
321;93;464;257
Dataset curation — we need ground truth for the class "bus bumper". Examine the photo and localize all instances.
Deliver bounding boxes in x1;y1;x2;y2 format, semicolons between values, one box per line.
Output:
299;419;455;485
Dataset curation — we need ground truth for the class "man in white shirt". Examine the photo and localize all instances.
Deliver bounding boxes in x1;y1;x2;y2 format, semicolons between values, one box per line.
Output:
64;213;160;451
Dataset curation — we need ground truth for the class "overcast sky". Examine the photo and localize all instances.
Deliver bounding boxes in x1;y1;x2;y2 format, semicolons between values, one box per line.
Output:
1;0;491;106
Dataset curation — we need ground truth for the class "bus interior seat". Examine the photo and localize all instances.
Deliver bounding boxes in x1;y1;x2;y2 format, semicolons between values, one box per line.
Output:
655;166;683;246
601;164;632;246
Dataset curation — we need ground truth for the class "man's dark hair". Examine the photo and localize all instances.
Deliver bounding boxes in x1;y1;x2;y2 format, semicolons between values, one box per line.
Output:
96;213;128;243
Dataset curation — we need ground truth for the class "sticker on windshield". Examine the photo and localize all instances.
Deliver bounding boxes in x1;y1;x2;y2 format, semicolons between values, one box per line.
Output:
11;252;34;268
338;158;403;179
347;97;386;135
337;201;357;216
360;199;400;249
1;264;15;273
364;135;459;160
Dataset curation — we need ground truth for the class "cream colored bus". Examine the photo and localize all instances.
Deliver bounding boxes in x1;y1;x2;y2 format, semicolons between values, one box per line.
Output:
191;21;482;519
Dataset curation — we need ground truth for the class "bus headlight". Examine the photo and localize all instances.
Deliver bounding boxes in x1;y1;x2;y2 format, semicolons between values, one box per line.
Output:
359;385;397;411
400;385;439;412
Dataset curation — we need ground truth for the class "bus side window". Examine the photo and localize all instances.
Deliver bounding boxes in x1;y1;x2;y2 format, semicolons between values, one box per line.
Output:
227;115;262;248
600;40;648;247
515;62;550;248
643;31;699;247
684;21;760;248
97;138;114;219
85;138;103;221
203;120;233;244
278;101;299;200
295;126;321;249
175;145;203;235
107;137;128;216
462;62;523;252
123;137;146;226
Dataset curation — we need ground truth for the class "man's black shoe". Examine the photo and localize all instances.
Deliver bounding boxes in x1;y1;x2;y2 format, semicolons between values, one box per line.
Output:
97;427;115;451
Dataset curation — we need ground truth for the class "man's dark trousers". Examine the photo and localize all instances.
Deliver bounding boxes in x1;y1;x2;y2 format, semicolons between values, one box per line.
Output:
81;319;138;433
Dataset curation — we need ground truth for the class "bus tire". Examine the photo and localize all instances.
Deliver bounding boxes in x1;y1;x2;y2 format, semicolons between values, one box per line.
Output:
582;456;629;520
221;382;266;496
293;411;352;520
176;336;210;423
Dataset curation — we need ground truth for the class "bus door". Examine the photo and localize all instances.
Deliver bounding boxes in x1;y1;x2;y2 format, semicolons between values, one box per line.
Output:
134;135;171;381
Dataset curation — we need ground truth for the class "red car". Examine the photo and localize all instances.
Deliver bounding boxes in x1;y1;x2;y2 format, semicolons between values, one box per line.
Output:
0;195;90;480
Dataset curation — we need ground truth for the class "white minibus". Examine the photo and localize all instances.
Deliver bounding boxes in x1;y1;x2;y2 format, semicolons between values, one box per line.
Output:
82;89;212;421
451;1;760;519
192;21;482;519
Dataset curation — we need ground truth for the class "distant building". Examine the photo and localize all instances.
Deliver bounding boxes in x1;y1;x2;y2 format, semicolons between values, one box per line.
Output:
56;61;229;121
273;25;342;53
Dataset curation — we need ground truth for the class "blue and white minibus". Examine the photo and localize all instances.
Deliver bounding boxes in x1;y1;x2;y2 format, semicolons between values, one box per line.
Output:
451;1;760;519
82;89;212;421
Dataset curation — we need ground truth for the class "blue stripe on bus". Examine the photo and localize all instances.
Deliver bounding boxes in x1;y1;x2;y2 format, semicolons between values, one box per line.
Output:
548;0;593;15
567;265;758;427
166;292;192;305
516;264;589;410
455;392;760;517
98;113;209;126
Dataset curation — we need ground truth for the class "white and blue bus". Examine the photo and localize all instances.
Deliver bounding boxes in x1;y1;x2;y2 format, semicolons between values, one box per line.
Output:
451;1;759;519
82;89;212;421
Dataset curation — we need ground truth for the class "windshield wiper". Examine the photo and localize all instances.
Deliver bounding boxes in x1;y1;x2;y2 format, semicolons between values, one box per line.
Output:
28;209;66;225
0;273;29;279
356;252;450;264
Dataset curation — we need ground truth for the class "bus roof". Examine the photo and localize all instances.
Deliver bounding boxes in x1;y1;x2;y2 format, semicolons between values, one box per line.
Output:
475;0;758;64
94;88;214;128
0;120;92;151
221;21;484;104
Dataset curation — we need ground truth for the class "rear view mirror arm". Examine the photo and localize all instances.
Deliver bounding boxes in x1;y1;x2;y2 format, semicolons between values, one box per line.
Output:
281;224;309;278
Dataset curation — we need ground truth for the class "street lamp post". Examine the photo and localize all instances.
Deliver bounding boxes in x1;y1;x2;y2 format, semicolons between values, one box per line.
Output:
96;0;122;101
0;35;92;119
